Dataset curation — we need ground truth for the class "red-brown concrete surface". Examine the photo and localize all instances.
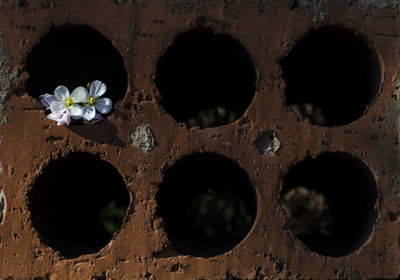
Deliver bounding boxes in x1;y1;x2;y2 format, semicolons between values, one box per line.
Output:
0;0;400;279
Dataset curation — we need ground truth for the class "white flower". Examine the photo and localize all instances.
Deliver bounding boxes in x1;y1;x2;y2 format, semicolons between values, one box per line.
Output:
39;93;57;110
82;80;112;121
50;85;87;120
47;111;71;126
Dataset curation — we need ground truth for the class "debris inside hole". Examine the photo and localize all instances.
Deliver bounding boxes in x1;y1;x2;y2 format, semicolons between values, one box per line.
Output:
188;106;237;128
28;152;130;258
255;129;281;155
155;27;257;128
156;153;257;257
280;152;378;257
290;103;326;126
189;189;254;240
99;200;127;235
281;186;333;236
281;25;381;126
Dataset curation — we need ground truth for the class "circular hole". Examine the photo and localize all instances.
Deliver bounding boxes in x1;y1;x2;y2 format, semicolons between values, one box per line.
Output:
155;27;257;129
26;24;128;118
280;152;378;257
156;153;257;257
281;25;381;126
28;152;130;258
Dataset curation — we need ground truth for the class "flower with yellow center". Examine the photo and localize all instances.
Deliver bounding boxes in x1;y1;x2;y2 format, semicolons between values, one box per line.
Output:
49;85;87;120
82;80;113;121
88;96;96;106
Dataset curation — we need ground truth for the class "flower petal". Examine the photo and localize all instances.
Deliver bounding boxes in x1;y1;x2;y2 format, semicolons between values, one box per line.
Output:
50;101;66;113
59;112;71;126
54;86;70;101
67;104;83;119
47;112;64;121
71;87;89;103
95;98;112;114
45;94;57;105
91;112;104;124
39;94;56;109
82;104;96;121
90;80;107;98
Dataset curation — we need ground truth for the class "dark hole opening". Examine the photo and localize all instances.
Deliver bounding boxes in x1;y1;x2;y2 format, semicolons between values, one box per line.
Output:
0;188;4;224
281;25;381;126
155;27;257;128
156;153;257;257
280;152;378;257
28;152;130;259
26;24;128;113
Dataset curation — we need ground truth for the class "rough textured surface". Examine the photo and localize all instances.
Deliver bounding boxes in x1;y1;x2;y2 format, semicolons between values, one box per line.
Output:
0;0;399;279
131;124;156;152
0;35;17;125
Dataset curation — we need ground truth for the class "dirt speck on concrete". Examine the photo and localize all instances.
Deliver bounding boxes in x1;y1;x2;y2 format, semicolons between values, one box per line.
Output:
131;124;156;152
254;129;281;155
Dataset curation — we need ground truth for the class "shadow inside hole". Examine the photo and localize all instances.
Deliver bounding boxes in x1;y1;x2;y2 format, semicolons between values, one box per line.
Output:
281;25;381;126
68;119;126;147
0;188;4;224
280;152;378;257
28;152;130;259
155;27;257;128
26;24;128;130
156;153;257;257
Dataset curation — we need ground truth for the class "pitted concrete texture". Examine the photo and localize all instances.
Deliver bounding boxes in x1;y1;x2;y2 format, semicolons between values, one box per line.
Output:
0;0;399;279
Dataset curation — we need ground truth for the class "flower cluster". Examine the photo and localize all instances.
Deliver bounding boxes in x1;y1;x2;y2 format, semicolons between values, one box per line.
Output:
39;80;112;126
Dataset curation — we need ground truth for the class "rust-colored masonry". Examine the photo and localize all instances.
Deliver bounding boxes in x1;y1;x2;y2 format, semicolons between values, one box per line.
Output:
1;0;400;279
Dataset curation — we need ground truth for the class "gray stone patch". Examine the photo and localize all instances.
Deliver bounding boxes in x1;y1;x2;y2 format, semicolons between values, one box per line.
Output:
131;124;156;152
292;0;328;22
0;188;4;223
0;35;17;125
293;0;400;23
254;129;281;155
345;0;400;9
